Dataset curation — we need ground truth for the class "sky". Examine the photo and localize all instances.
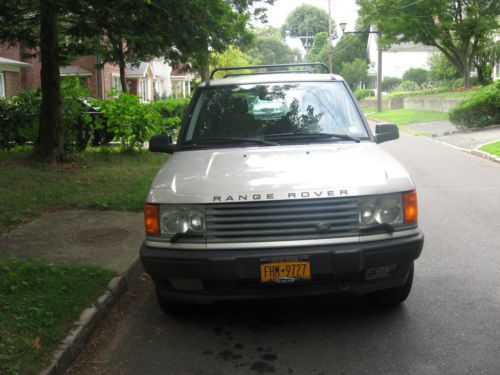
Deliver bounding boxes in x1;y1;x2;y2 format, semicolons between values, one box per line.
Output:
255;0;360;52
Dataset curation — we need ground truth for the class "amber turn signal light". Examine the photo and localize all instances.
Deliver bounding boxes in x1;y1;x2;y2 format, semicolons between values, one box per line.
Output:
403;190;418;223
144;203;160;235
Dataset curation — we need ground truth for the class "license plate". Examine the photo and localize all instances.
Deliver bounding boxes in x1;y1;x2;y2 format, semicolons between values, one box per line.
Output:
260;257;311;284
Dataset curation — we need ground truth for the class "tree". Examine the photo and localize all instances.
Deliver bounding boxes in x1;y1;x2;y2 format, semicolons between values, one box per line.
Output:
210;46;253;76
402;68;429;87
0;0;86;161
332;33;369;74
281;4;332;53
428;51;461;85
473;39;500;85
340;58;369;90
308;32;329;64
192;0;275;81
357;0;499;88
245;26;299;65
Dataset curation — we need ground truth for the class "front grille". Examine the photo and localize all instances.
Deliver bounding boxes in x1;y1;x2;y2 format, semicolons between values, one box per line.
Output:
205;197;359;243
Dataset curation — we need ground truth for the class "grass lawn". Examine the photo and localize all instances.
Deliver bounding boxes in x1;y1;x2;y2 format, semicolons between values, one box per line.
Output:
0;257;113;375
0;148;167;232
479;141;500;157
367;109;449;126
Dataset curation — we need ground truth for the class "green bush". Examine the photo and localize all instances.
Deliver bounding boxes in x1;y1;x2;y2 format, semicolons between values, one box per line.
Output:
354;88;375;100
449;81;500;128
61;77;93;151
96;93;166;152
402;68;429;87
397;80;419;91
428;51;461;85
152;97;190;118
382;77;402;92
385;86;449;99
0;90;41;149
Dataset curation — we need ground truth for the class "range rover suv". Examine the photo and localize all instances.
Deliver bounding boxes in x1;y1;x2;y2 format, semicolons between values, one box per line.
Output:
141;63;424;312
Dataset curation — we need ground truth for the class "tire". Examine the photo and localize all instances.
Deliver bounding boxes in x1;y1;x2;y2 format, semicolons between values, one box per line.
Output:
155;288;196;315
365;263;414;307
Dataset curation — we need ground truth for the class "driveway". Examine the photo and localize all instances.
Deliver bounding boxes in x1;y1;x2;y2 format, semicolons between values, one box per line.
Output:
68;133;500;375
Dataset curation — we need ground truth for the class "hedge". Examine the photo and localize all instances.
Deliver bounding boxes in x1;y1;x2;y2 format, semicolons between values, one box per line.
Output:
354;89;375;100
449;81;500;128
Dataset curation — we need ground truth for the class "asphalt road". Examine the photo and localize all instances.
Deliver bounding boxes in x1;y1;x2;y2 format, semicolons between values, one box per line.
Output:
68;133;500;375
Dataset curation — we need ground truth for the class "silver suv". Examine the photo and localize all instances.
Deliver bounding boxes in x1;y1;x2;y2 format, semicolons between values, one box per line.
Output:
141;63;424;312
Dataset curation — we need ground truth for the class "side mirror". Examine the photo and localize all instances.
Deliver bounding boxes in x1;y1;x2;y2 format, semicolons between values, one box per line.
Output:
149;134;174;153
375;124;399;144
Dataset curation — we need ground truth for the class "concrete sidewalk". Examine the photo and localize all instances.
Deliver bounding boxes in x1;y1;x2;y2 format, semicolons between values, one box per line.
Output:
402;120;500;151
0;210;143;274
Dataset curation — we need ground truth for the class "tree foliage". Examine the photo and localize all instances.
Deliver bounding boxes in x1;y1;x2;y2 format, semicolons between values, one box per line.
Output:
357;0;500;88
340;58;369;90
244;26;300;65
281;4;331;50
332;33;369;74
428;51;461;84
402;68;429;87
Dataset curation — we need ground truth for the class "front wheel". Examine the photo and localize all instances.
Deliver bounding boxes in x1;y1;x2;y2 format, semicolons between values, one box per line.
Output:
365;263;414;307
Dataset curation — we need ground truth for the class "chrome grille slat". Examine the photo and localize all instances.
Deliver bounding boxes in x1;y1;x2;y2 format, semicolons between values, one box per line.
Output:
205;197;360;243
206;211;357;223
206;217;357;230
205;203;358;216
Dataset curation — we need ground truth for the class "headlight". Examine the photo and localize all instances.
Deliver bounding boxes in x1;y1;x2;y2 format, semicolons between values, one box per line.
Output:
160;206;205;234
359;194;403;225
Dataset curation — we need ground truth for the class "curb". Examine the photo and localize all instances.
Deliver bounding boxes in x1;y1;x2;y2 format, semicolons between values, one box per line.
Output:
39;257;143;375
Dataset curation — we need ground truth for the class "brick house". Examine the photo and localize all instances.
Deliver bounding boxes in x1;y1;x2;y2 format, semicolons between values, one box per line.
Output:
0;44;36;98
0;43;184;100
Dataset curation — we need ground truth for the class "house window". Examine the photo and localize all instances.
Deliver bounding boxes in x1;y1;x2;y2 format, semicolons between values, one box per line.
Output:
0;72;5;98
112;75;122;92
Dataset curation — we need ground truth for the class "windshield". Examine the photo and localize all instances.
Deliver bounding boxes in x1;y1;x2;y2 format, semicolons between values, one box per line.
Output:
182;82;368;145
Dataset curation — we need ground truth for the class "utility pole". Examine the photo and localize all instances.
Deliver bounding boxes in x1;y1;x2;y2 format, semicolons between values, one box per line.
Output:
377;38;382;113
339;23;383;112
327;0;332;73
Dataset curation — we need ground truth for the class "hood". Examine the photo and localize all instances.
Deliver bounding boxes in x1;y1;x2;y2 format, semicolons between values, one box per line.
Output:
147;143;414;204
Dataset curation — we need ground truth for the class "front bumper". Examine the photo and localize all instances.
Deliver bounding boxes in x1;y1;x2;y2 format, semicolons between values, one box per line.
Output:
141;232;424;304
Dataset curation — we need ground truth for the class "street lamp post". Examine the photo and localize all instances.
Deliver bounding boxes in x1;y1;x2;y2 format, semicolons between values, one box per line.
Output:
339;23;383;113
327;0;332;73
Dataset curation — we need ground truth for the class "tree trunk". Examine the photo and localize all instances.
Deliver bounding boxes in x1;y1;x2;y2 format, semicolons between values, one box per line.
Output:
118;48;128;93
200;57;210;82
475;65;486;85
462;56;471;89
37;0;64;161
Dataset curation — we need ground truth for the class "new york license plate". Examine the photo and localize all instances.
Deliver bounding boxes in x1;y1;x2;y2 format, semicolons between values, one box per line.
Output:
260;256;311;284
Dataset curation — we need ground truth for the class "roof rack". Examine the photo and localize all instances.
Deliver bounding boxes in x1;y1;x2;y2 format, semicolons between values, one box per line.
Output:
223;70;313;78
209;63;329;80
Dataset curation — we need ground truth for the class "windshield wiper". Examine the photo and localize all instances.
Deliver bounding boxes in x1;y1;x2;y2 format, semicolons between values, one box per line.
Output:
264;132;360;143
187;137;277;146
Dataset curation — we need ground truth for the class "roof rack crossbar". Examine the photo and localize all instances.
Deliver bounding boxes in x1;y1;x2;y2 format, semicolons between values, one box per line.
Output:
223;70;313;78
210;63;329;79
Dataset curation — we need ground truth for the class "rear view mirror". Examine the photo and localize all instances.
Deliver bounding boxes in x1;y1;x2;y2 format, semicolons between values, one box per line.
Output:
149;134;174;154
375;124;399;144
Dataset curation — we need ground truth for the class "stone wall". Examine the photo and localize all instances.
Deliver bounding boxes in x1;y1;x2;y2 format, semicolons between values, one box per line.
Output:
403;97;463;112
360;96;463;113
